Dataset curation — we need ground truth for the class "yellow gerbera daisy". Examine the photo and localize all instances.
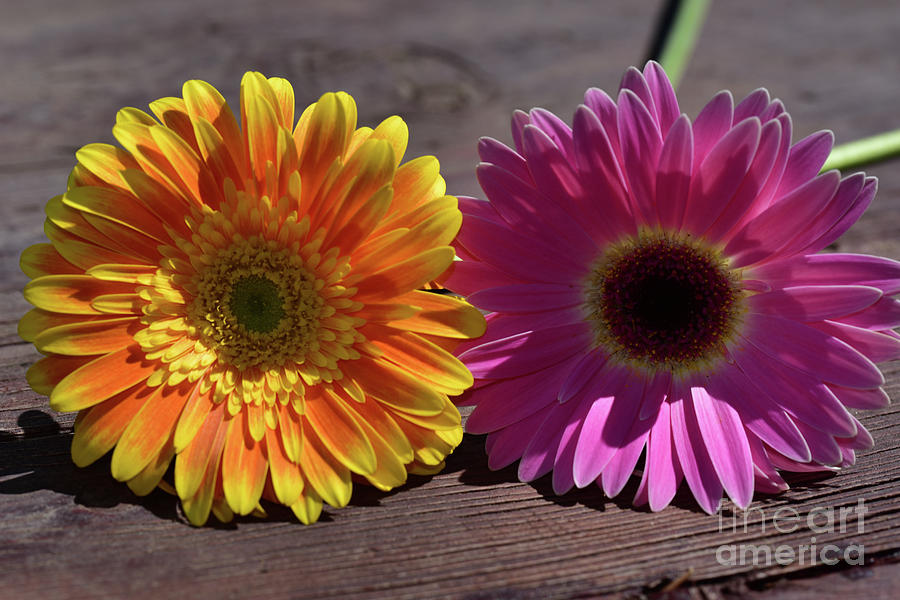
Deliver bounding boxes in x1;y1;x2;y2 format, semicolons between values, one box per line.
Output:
18;72;485;525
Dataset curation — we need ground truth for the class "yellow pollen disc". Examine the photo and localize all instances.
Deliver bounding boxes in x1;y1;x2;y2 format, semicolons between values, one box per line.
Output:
191;236;324;370
137;190;367;405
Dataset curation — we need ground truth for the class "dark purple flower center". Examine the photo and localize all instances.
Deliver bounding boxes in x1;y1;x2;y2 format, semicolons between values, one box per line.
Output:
586;235;742;371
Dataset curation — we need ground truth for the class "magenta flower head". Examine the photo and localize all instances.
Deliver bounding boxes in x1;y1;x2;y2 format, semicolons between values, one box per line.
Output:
447;61;900;514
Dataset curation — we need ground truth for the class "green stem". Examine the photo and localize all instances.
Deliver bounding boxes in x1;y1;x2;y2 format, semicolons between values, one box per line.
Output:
658;0;712;89
821;129;900;172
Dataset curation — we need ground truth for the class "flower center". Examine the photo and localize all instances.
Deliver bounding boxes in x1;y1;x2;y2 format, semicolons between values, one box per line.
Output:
229;275;285;334
585;232;744;373
189;236;325;370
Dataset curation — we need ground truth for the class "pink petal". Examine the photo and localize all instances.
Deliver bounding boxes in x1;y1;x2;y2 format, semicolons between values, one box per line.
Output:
811;321;900;363
529;108;575;160
638;370;671;421
748;252;900;295
712;362;811;462
839;297;900;330
775;130;835;198
443;259;524;297
572;367;644;487
759;99;786;122
477;136;531;183
792;174;868;254
828;384;890;410
572;105;636;242
767;449;838;473
559;349;609;403
745;312;884;390
793;419;843;465
655;114;693;231
458;195;504;224
475;162;597;260
510;109;531;155
620;67;657;124
836;417;874;451
456;214;588;284
468;283;584;314
749;285;882;322
521;124;586;223
601;417;651;498
518;397;588;482
583;88;622;164
455;310;584;356
746;435;790;494
460;321;592;380
691;384;754;508
725;171;840;268
704;118;782;243
692;91;734;166
733;88;771;122
617;89;663;225
670;388;723;514
643;61;680;135
780;174;870;257
465;353;584;434
731;342;858;437
646;400;683;511
747;113;793;214
683;117;761;236
486;402;554;470
551;399;594;495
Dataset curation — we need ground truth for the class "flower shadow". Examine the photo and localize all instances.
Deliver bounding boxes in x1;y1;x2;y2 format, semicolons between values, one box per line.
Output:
0;409;181;521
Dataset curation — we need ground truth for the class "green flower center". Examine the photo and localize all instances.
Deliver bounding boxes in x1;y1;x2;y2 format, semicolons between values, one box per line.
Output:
229;275;286;334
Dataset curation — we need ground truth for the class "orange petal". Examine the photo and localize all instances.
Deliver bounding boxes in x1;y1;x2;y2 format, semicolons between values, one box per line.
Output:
389;290;487;339
149;96;198;151
20;243;80;278
356;208;461;275
26;354;95;396
70;383;155;467
175;398;226;500
343;396;414;464
265;425;304;506
51;345;157;412
110;381;193;481
278;403;303;463
266;76;296;130
34;316;140;356
298;426;352;508
182;79;248;184
221;409;269;515
342;356;444;416
364;324;473;395
315;138;394;233
18;309;104;343
326;185;392;256
74;143;140;190
180;410;228;526
63;186;170;242
353;247;454;302
126;434;175;496
289;484;323;525
368;115;408;168
306;389;376;475
24;275;136;315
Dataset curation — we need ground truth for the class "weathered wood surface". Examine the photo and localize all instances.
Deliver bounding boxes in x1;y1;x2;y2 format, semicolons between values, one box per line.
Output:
2;1;899;598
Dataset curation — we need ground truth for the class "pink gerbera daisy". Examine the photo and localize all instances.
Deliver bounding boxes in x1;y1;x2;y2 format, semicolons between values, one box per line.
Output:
447;62;900;513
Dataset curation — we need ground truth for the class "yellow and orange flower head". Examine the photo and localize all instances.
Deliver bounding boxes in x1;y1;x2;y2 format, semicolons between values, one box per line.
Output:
18;72;486;525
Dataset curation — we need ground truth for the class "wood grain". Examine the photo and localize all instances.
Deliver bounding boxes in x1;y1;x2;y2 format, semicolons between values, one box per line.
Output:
2;1;899;598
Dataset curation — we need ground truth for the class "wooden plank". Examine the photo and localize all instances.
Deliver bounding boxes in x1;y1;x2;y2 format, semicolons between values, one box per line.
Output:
1;0;899;598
